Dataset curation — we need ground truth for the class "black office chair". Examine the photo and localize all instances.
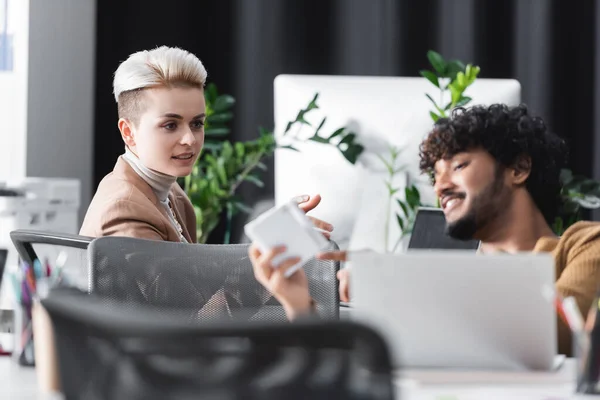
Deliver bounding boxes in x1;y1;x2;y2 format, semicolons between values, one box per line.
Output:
87;236;340;321
42;288;395;400
10;229;93;290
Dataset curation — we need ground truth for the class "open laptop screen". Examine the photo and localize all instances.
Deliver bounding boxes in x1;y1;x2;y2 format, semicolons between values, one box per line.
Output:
0;249;6;285
408;208;480;250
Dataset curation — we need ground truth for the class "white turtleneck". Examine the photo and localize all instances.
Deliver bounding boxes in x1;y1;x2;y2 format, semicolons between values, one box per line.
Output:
122;147;188;243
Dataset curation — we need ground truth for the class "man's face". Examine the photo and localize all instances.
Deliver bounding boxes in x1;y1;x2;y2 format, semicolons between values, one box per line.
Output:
433;149;512;240
123;86;205;177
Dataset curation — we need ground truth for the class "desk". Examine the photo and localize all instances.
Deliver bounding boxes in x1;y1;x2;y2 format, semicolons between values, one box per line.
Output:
396;358;591;399
0;356;43;399
0;356;594;400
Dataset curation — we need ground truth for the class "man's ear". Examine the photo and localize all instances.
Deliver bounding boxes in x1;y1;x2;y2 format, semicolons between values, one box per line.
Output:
118;118;136;148
511;155;532;186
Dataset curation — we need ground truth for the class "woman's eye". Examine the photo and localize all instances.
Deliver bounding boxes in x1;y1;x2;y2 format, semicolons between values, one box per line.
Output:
192;120;205;129
163;122;177;130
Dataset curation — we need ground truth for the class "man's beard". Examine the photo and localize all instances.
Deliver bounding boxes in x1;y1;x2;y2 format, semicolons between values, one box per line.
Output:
445;170;509;241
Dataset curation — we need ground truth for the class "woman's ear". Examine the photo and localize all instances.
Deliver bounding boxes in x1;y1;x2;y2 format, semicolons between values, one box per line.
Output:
511;155;532;185
118;118;136;148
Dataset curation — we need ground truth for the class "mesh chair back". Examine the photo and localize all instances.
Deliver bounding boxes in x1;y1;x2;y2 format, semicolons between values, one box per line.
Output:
10;230;92;290
43;289;394;400
88;237;340;321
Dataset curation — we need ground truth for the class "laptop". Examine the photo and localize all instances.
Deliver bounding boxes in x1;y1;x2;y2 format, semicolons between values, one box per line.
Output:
349;250;557;371
408;207;480;250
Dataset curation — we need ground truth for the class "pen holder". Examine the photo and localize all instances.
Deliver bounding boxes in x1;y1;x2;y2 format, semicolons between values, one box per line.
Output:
575;298;600;394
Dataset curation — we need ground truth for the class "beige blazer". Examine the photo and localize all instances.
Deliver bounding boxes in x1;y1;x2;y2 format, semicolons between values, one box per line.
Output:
80;157;197;242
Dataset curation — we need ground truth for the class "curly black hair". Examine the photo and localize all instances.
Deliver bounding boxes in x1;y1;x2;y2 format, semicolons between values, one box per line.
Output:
419;104;568;224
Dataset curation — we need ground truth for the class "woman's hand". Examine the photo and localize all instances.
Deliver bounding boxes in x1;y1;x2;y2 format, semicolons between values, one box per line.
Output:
336;268;351;303
249;244;312;320
295;194;334;239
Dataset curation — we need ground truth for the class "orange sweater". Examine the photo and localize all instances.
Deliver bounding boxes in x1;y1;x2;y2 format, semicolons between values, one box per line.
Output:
534;221;600;356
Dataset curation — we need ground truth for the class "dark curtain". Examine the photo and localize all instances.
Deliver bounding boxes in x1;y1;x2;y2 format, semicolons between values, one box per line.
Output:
94;0;600;243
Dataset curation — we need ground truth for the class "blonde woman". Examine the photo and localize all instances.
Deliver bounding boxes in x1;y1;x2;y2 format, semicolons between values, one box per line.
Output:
80;46;331;241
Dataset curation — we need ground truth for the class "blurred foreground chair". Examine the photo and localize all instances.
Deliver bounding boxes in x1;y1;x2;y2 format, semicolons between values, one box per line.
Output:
42;288;395;400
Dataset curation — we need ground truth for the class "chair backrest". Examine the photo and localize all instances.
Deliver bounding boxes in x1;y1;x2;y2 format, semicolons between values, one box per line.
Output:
87;237;340;321
42;288;394;400
10;230;93;290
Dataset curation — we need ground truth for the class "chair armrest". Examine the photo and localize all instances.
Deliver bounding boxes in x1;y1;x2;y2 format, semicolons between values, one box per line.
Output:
10;229;93;265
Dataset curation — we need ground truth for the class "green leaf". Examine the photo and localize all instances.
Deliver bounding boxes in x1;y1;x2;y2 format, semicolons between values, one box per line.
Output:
426;94;446;115
315;117;327;135
429;111;440;122
339;133;357;145
280;145;300;152
309;135;330;144
420;70;439;88
396;213;405;231
216;158;227;186
341;144;364;164
284;121;294;134
465;64;481;82
307;93;319;110
454;96;472;108
446;60;466;80
471;65;481;79
234;142;245;157
560;169;574;185
456;72;466;88
427;50;447;76
328;127;345;140
256;161;268;171
425;93;438;107
405;186;420;208
202;140;223;152
581;180;600;194
206;111;233;124
449;84;462;105
212;95;235;113
259;126;272;137
397;199;409;218
205;127;230;137
295;110;311;126
244;175;264;188
385;181;399;196
411;185;421;203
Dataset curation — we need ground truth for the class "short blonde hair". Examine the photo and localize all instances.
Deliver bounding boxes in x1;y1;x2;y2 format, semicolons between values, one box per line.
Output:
113;46;208;123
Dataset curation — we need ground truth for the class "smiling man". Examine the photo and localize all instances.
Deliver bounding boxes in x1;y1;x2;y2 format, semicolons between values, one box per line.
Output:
250;104;600;355
412;104;600;355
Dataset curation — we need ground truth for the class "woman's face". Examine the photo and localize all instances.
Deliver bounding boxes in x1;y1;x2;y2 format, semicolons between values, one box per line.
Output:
120;86;205;177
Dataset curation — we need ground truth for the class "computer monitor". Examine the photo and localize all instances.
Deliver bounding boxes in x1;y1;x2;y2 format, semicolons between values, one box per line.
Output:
408;207;480;250
274;75;521;250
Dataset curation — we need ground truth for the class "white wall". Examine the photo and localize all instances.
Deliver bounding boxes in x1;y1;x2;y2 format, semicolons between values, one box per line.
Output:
25;0;96;222
0;0;28;181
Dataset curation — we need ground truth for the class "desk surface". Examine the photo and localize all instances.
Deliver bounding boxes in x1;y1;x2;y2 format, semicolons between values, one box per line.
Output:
0;356;595;400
